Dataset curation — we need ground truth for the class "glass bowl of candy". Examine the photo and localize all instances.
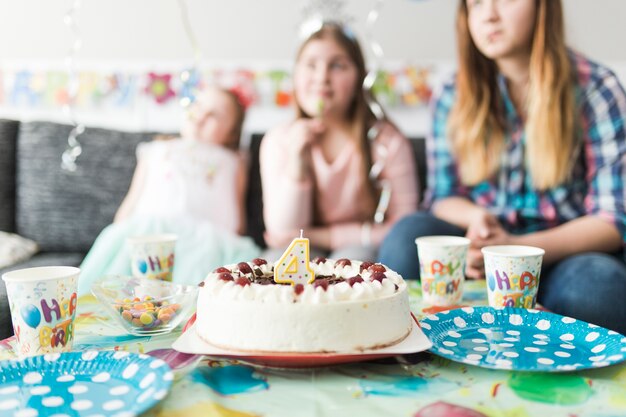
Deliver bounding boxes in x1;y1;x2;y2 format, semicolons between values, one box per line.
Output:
92;275;198;336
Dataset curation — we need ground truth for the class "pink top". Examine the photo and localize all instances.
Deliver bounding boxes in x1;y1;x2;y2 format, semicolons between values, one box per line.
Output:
260;121;419;249
132;138;242;234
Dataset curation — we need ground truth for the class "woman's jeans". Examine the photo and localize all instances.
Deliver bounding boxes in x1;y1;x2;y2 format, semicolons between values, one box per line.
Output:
378;212;626;335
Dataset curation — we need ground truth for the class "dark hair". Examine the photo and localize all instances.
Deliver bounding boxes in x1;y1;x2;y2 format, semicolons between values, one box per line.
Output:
221;88;246;150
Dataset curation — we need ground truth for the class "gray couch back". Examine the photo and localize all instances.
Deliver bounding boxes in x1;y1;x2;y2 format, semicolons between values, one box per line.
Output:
13;121;157;252
0;120;19;233
0;120;426;253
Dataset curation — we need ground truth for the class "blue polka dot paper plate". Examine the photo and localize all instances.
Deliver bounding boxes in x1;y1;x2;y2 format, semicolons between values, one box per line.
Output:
419;306;626;372
0;350;173;417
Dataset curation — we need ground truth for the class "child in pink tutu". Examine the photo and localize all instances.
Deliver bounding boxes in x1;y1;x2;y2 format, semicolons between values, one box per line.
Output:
78;86;261;295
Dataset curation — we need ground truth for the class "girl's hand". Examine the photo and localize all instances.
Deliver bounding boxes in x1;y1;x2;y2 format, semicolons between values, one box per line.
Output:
464;210;512;279
264;227;330;250
288;118;325;157
466;209;500;241
264;229;298;248
465;245;486;280
286;119;326;181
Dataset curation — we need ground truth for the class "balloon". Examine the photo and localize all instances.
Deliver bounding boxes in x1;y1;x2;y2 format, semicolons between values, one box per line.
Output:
20;304;41;328
415;401;488;417
487;273;496;291
138;259;148;274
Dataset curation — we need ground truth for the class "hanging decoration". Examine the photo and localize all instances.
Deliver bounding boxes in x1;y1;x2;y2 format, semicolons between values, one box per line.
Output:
176;0;202;108
362;0;392;225
145;73;176;105
363;0;386;136
0;65;431;112
178;69;201;108
267;70;292;107
299;0;352;39
10;71;40;106
61;0;85;172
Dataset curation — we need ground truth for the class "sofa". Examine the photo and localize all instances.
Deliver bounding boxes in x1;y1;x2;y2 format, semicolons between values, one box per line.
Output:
0;118;426;339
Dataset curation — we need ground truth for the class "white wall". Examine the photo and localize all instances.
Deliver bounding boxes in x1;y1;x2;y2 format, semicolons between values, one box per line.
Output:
1;0;625;136
1;0;626;63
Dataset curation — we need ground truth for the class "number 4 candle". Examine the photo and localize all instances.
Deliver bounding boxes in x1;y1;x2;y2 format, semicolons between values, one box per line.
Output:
274;230;315;285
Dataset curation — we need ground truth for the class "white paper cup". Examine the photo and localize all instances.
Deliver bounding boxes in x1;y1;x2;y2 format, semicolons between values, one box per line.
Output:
2;266;80;358
127;234;177;281
482;245;545;308
415;236;470;306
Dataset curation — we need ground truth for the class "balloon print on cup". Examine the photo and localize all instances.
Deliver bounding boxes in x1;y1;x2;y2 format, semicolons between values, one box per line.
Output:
2;266;79;358
415;236;470;306
127;234;177;281
482;245;545;308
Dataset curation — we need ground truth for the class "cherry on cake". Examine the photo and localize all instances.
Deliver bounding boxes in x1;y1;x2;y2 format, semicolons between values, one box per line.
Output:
195;258;412;353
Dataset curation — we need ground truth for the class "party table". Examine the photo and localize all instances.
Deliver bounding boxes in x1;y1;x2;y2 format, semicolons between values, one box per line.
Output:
1;280;625;417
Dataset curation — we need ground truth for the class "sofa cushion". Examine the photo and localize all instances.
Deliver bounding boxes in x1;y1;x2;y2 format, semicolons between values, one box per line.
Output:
0;252;85;274
0;119;19;233
0;231;38;269
15;122;156;252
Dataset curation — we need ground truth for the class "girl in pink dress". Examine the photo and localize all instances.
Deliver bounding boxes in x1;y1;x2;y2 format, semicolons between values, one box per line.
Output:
260;22;419;262
78;87;260;295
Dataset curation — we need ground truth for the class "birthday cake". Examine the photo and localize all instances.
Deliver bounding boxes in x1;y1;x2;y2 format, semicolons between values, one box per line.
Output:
195;258;412;353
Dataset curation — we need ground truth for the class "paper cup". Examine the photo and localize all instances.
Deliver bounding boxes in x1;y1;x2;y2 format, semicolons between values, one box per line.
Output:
415;236;470;306
127;234;177;281
482;245;545;308
2;266;79;358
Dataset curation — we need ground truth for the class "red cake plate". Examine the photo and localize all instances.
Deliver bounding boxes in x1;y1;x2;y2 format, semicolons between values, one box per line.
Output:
173;314;432;368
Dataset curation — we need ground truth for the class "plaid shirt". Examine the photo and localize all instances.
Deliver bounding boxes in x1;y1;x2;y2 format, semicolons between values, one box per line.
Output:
425;51;626;244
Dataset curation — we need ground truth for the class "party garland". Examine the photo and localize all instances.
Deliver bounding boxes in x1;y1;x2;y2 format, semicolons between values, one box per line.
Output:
0;65;432;111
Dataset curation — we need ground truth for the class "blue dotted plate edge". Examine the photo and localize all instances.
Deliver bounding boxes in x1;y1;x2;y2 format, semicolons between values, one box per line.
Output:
0;350;173;416
419;306;626;372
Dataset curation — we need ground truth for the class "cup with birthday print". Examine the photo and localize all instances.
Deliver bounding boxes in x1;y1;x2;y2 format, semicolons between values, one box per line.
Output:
481;245;545;308
415;236;471;306
2;266;80;358
127;234;177;282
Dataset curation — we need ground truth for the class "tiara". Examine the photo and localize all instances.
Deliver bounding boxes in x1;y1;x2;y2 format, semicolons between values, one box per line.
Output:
299;17;357;41
299;0;355;40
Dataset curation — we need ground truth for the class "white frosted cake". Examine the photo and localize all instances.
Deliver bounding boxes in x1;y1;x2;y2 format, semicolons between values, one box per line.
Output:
195;258;412;353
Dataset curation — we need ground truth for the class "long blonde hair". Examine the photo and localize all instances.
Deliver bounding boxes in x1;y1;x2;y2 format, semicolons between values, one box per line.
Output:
449;0;576;190
295;22;380;220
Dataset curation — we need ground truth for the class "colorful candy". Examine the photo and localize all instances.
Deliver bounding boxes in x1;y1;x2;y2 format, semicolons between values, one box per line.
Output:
113;296;181;331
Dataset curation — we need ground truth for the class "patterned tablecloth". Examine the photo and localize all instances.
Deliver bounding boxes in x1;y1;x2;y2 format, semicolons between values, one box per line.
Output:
1;280;626;417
